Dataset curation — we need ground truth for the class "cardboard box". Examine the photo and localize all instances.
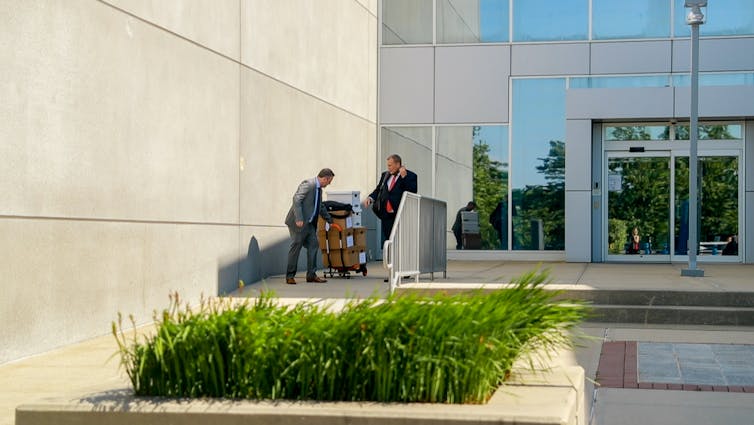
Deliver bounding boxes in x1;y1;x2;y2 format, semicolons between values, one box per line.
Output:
322;248;365;268
317;228;355;251
318;215;353;231
352;226;367;250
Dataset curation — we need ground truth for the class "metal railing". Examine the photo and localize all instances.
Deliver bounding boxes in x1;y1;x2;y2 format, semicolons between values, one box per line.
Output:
382;192;447;293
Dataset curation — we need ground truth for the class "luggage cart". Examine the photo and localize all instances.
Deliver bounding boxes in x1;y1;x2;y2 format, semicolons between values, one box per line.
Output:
319;225;368;279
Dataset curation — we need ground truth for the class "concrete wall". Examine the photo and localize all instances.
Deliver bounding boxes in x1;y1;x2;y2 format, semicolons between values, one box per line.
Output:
0;0;377;364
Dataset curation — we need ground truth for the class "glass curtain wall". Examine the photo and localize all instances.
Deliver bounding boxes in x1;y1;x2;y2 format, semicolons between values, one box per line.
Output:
437;0;509;43
382;0;754;45
511;79;566;250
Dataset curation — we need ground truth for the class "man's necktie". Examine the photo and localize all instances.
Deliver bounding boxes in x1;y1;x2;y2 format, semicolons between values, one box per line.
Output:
386;174;397;213
310;187;320;224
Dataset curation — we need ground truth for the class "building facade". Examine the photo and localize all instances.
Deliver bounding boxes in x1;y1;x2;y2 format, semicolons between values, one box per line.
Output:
379;0;754;264
1;0;378;364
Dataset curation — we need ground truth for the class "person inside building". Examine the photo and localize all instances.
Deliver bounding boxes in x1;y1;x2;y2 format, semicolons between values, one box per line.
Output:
722;234;738;256
284;168;335;284
626;227;641;254
452;201;477;249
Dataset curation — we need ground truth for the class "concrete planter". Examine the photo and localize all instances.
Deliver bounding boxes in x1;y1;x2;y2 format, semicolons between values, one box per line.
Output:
17;366;584;425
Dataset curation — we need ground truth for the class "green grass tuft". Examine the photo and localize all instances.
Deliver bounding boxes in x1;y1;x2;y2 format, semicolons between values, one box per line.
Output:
112;269;588;403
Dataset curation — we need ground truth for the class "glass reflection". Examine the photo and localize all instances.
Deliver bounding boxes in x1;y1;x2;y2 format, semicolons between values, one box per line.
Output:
513;0;588;42
672;73;754;87
437;0;508;43
592;0;670;40
607;156;671;256
382;0;433;45
512;78;565;250
673;124;742;140
674;156;739;256
674;0;754;37
604;125;671;141
569;75;670;89
436;126;508;250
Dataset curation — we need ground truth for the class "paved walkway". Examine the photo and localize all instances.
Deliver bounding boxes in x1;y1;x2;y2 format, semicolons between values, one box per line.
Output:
3;260;754;425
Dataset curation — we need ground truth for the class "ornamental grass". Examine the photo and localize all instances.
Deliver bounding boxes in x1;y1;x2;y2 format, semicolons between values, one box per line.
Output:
112;269;588;404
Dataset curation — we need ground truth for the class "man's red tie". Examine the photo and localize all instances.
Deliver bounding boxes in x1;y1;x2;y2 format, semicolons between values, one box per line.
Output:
386;174;397;213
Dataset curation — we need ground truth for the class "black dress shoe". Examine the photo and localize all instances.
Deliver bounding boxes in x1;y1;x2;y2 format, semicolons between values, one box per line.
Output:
306;276;327;283
285;278;296;285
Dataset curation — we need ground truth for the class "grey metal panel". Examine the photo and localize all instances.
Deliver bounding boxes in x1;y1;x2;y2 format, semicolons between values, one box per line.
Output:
748;121;754;192
674;86;754;118
435;45;510;123
565;119;592;191
739;192;754;264
380;47;434;124
591;123;603;263
672;37;754;73
565;190;591;262
566;87;674;119
591;41;671;74
511;43;589;76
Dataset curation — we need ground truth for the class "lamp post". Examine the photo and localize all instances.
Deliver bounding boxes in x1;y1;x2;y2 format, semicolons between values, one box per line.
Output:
681;1;706;278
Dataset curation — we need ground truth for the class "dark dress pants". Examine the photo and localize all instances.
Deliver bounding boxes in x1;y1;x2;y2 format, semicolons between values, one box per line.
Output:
286;222;319;279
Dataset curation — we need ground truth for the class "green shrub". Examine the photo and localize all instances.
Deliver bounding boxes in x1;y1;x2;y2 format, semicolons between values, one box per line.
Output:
113;269;587;404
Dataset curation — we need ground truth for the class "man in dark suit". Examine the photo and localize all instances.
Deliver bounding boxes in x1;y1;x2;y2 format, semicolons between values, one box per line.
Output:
363;154;418;247
284;168;335;284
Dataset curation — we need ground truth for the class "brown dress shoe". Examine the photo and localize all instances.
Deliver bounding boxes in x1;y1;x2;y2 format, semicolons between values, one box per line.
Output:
306;276;327;283
285;278;296;285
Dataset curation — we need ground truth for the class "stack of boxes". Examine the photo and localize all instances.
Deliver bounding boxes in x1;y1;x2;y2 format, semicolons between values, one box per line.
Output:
461;211;482;249
318;191;367;270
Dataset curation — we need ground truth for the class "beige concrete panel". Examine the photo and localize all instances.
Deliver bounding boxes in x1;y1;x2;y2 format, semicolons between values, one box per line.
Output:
239;69;376;228
102;0;241;59
367;13;378;124
241;0;375;120
0;217;239;364
355;0;378;16
0;0;239;223
239;225;293;285
380;127;433;196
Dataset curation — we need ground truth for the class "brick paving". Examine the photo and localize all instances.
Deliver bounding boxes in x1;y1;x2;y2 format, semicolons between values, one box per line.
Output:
596;341;754;392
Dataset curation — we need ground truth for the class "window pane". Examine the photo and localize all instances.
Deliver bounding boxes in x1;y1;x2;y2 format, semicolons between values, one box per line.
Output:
570;75;670;89
511;78;565;250
437;126;509;250
674;124;743;140
438;0;509;43
674;0;754;37
380;127;432;197
383;0;433;45
605;125;671;141
512;0;588;41
593;0;670;40
673;72;754;87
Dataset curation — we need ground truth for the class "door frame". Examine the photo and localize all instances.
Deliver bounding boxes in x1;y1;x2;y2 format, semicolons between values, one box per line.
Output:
602;146;743;263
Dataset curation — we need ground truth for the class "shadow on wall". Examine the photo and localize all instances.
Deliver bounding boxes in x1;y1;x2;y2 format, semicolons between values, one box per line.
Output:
217;208;384;295
217;235;291;295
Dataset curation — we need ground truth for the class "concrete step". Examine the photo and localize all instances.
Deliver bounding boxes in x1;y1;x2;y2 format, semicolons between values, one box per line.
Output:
588;304;754;326
553;289;754;307
553;289;754;326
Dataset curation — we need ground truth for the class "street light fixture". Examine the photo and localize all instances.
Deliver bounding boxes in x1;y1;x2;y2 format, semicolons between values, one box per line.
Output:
681;0;707;278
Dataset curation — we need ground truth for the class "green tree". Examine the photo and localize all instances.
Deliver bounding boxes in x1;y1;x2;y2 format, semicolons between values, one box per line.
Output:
472;129;508;249
513;140;565;250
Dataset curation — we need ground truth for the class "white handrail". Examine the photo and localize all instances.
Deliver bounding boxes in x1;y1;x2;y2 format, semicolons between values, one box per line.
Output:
383;192;447;293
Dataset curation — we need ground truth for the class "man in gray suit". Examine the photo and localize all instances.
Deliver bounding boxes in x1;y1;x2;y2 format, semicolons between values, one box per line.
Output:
284;168;335;284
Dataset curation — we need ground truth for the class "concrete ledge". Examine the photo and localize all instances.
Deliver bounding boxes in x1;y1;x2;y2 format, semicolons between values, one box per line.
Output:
16;367;585;425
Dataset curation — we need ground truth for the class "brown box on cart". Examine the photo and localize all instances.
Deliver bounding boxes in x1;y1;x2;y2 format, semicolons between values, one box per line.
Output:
322;248;365;268
317;213;353;232
317;228;355;251
352;226;367;250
